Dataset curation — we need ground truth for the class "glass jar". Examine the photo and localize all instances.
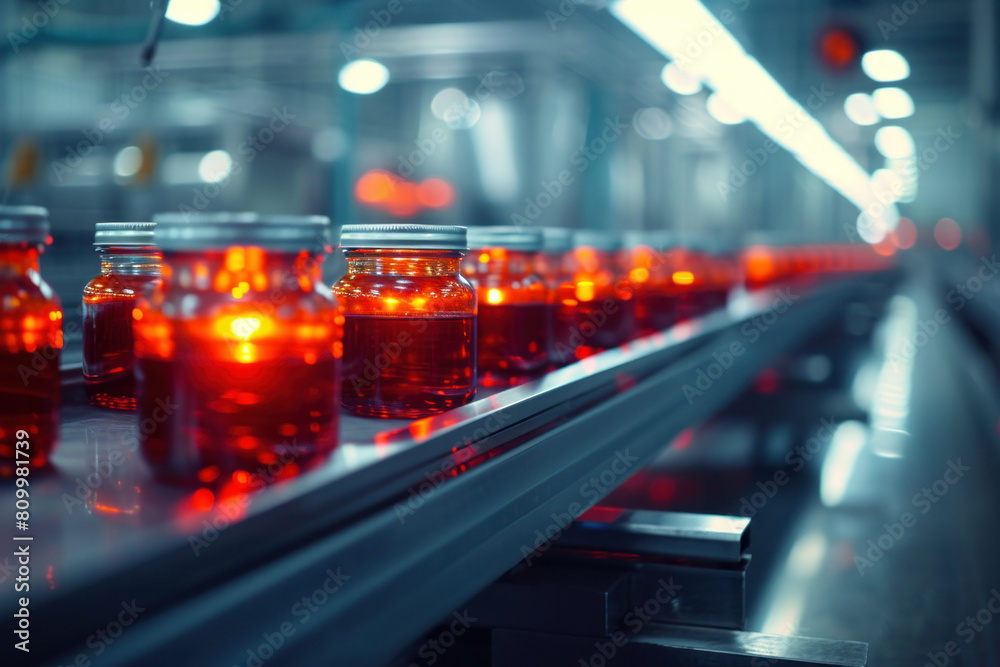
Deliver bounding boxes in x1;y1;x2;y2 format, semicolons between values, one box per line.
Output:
83;222;162;410
567;230;635;358
463;226;549;386
133;213;341;482
536;228;576;367
334;224;476;418
0;206;62;476
624;231;678;336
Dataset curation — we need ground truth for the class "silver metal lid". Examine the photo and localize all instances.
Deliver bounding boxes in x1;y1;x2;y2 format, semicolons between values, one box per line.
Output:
339;224;467;250
540;228;573;254
94;222;157;247
573;229;621;252
0;205;49;244
153;212;331;251
467;226;543;252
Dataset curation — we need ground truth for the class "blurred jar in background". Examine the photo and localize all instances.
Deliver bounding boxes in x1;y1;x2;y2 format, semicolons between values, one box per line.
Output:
624;231;677;336
536;228;576;368
567;230;635;358
335;224;476;418
463;226;549;386
134;213;341;483
0;206;62;477
83;222;161;410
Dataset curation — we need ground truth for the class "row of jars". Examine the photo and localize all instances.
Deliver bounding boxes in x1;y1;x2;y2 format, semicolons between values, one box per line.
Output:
0;207;889;482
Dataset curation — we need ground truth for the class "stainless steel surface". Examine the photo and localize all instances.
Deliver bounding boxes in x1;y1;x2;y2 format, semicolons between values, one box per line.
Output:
151;212;332;250
493;625;868;666
558;509;750;563
338;224;468;250
467;226;543;251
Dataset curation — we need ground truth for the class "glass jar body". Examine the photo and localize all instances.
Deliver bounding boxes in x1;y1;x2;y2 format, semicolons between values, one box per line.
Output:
133;247;342;481
463;247;549;386
566;245;635;358
535;250;577;367
83;247;162;409
0;243;62;476
335;249;476;418
625;244;677;336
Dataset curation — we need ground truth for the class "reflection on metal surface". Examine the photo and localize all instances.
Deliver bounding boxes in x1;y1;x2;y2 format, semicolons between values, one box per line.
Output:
759;529;828;635
820;421;869;508
83;423;142;518
869;295;919;458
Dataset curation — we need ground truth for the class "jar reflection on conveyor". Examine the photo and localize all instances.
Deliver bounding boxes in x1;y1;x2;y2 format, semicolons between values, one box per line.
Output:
0;206;62;477
133;212;342;482
82;222;162;410
334;224;476;418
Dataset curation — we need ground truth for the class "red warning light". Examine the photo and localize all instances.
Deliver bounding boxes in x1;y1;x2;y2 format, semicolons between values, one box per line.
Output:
818;26;860;71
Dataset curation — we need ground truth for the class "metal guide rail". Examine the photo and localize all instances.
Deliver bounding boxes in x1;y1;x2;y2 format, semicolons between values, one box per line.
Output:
2;277;867;666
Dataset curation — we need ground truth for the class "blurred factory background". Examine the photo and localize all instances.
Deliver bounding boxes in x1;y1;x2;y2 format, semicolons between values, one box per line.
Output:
1;0;995;305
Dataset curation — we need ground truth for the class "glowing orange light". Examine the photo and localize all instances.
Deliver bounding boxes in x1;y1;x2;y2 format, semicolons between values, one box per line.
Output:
934;218;961;251
229;316;261;340
132;308;143;321
744;246;775;283
576;281;596;302
355;170;396;204
672;271;695;285
417;178;455;208
386;181;421;217
198;466;221;483
486;288;503;305
629;267;650;283
479;252;490;263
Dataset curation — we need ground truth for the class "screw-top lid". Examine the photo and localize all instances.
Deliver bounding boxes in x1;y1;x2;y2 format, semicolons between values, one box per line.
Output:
339;224;467;250
0;205;49;244
539;228;573;254
153;212;331;251
94;222;157;247
467;226;543;252
573;229;621;252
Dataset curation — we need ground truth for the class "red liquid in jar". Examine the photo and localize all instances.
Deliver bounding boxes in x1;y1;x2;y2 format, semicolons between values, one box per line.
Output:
341;314;476;418
573;297;634;359
550;299;577;367
634;292;678;335
137;350;339;480
0;350;60;475
83;296;143;409
1;244;62;477
477;303;549;385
